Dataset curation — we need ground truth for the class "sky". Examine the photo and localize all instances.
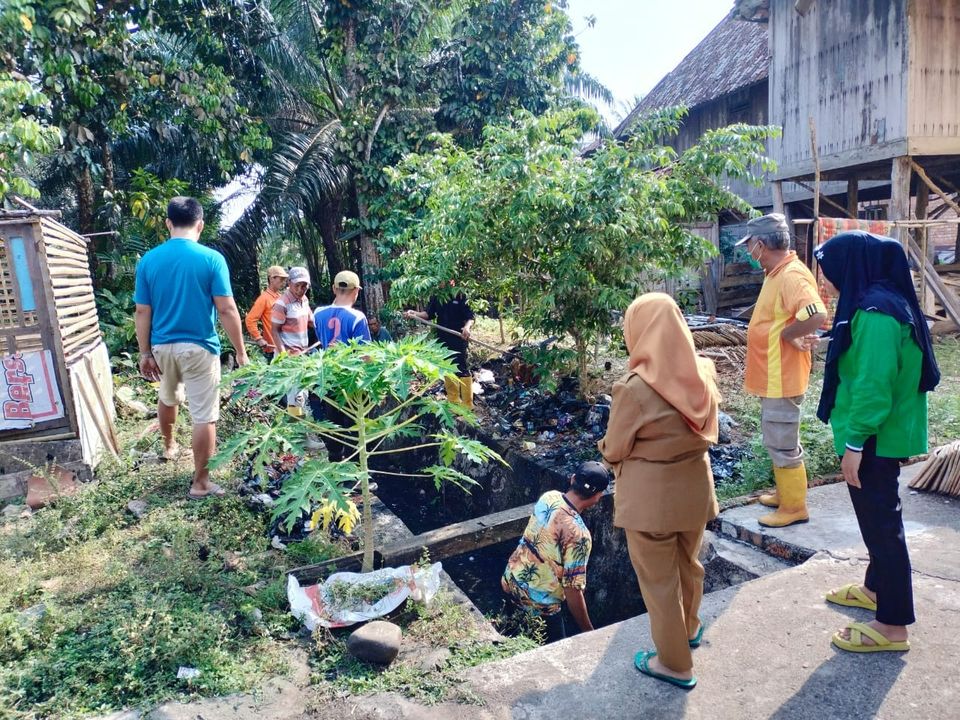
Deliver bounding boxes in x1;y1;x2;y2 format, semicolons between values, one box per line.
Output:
564;0;733;124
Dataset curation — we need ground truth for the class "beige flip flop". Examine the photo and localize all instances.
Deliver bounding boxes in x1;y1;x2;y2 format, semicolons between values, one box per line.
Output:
187;483;226;500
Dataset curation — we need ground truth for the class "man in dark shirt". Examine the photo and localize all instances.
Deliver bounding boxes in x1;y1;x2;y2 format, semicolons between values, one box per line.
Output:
405;288;475;407
368;315;392;342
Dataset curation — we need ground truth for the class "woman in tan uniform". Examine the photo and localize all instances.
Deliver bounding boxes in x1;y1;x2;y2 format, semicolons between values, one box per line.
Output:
599;293;719;690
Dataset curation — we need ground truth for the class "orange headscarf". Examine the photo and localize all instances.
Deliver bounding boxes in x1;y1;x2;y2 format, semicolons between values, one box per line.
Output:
623;293;719;443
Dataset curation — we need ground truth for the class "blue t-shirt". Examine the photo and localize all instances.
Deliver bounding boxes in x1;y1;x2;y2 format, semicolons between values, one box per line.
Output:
133;238;233;354
313;304;370;348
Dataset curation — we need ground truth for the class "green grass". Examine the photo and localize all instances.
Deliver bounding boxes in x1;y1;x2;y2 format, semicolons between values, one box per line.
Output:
0;398;300;718
929;336;960;448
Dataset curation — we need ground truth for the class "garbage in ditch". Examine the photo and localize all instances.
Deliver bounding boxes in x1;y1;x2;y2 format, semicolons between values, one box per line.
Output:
287;562;443;630
472;355;755;485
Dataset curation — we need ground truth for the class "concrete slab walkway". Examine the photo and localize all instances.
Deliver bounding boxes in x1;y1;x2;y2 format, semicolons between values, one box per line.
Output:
317;464;960;720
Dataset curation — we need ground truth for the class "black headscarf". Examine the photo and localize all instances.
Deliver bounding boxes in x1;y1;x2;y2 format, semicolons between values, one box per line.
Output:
814;231;940;423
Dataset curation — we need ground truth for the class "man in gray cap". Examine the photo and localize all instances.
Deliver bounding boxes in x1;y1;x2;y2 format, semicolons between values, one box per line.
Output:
736;213;827;527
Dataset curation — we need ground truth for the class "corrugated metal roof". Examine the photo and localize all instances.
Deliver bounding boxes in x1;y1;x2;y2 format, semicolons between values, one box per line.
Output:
613;16;769;137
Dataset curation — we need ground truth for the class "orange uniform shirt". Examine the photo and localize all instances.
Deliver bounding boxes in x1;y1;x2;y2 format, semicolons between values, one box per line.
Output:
744;252;826;398
245;288;280;351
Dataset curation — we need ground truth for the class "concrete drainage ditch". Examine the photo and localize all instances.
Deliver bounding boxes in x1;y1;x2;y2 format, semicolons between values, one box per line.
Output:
371;429;799;633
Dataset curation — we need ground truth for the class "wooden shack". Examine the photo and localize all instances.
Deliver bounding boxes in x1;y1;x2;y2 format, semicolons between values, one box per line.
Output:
739;0;960;240
0;208;117;501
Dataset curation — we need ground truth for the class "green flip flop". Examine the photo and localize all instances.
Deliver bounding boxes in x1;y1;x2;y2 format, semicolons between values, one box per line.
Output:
689;620;705;648
634;651;697;690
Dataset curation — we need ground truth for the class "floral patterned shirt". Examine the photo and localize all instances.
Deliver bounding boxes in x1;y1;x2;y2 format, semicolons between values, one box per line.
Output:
501;490;592;615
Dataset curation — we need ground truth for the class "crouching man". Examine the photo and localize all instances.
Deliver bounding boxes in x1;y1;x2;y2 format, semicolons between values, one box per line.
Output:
501;461;612;642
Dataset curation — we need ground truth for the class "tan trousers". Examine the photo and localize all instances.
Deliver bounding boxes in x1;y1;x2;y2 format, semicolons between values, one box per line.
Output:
625;526;706;672
760;395;804;468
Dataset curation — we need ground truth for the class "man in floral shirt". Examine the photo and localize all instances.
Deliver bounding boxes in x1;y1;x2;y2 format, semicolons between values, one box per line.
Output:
502;461;611;641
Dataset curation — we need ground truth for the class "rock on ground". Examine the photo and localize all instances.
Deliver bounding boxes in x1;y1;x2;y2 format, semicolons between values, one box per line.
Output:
347;621;403;665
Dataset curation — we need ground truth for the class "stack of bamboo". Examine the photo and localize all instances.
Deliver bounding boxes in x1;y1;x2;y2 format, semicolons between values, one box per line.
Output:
698;346;748;366
908;441;960;497
690;324;749;349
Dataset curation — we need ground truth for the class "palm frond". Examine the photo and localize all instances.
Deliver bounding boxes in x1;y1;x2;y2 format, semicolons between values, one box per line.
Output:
563;69;614;106
215;119;347;298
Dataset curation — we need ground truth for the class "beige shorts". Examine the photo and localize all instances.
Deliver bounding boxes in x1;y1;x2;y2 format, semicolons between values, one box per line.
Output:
153;342;221;424
760;395;805;468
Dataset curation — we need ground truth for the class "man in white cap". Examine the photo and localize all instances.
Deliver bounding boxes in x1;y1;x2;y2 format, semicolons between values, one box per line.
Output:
271;266;315;356
736;213;827;527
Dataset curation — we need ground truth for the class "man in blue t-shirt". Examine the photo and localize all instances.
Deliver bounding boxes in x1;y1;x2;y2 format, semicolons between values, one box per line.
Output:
311;270;370;461
313;270;371;348
134;196;248;499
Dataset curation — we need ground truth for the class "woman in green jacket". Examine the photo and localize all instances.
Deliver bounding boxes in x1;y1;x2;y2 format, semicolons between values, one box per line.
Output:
814;232;940;653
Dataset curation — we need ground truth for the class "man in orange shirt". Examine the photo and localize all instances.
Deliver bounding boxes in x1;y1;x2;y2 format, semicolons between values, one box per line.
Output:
245;265;288;362
737;214;827;527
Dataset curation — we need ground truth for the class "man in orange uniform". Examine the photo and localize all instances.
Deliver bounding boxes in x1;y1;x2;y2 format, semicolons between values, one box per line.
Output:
737;214;827;527
245;265;288;362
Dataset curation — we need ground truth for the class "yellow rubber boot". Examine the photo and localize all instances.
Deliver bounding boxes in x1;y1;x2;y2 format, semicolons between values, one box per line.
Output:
459;376;474;409
758;464;809;527
758;488;780;508
444;375;461;405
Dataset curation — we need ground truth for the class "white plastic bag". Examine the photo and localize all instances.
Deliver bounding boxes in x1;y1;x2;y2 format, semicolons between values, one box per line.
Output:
287;562;443;630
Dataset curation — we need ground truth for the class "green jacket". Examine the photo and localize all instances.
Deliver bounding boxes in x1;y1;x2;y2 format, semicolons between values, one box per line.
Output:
829;309;927;458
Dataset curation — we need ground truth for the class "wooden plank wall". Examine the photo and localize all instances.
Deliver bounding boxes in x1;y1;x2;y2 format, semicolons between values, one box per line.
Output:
35;216;116;463
670;83;772;208
68;341;118;465
38;217;102;365
769;0;910;178
907;0;960;152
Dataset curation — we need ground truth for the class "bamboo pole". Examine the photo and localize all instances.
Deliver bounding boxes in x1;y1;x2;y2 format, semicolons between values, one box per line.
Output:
408;315;523;359
808;117;821;221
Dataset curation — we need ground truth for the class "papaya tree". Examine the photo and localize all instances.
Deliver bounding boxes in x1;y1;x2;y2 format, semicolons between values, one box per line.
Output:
381;106;779;395
213;336;504;572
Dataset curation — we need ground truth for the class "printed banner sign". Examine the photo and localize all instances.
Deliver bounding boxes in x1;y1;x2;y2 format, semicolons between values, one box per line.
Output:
1;351;65;431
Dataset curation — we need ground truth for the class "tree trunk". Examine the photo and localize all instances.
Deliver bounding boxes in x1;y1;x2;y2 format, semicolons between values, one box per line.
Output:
296;217;325;301
76;165;97;282
314;194;346;287
99;143;118;283
573;333;589;400
76;165;95;235
354;186;386;315
102;143;115;194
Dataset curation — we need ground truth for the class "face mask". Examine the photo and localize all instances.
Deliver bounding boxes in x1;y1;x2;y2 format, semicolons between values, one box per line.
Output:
747;241;764;271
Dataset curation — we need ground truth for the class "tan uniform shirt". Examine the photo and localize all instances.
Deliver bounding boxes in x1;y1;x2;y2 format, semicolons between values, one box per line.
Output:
598;373;718;533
